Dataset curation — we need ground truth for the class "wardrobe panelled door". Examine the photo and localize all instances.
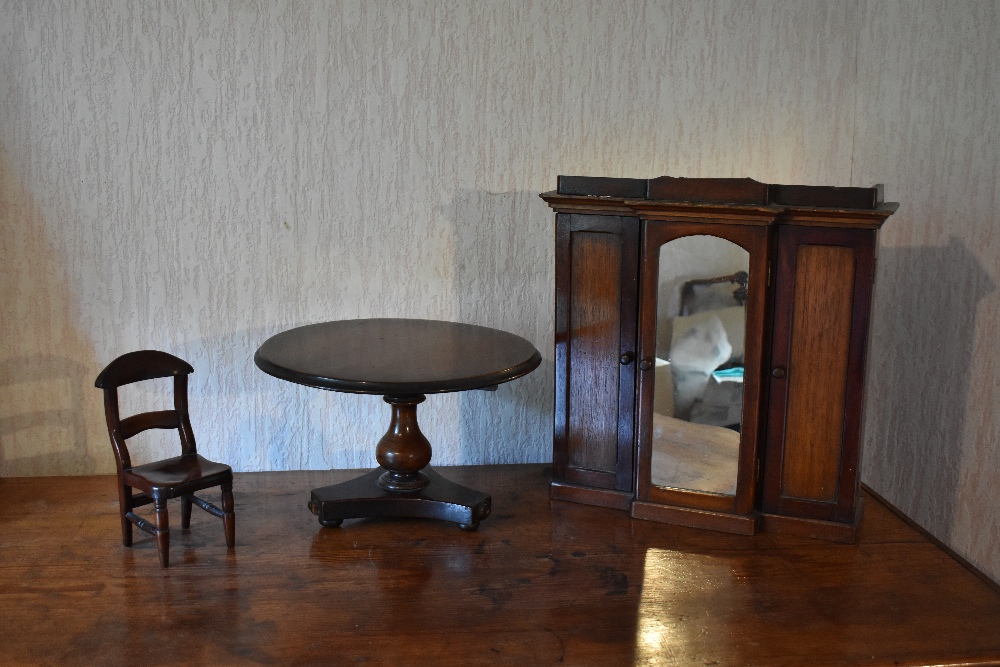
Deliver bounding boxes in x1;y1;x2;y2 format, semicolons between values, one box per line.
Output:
552;213;639;510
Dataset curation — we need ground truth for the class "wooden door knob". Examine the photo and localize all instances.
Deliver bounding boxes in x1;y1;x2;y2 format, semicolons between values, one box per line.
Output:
638;359;653;371
772;367;786;379
619;352;635;365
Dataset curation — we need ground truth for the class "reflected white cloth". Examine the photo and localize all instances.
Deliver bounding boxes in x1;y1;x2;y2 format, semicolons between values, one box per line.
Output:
671;306;745;363
669;314;733;374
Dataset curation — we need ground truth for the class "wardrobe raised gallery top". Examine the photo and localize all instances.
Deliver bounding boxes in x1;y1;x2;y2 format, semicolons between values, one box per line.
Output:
540;175;899;228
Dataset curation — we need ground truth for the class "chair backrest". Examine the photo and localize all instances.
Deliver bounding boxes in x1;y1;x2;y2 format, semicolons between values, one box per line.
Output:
95;350;198;472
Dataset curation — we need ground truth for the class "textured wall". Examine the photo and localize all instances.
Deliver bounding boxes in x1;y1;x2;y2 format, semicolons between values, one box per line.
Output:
1;2;997;580
853;0;1000;584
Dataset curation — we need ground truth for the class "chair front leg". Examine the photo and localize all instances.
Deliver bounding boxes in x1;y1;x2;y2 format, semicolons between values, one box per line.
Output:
221;483;236;549
154;498;170;568
181;494;193;529
119;484;133;547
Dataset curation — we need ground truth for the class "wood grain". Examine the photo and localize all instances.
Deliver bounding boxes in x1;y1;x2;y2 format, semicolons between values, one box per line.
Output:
2;465;1000;666
567;231;623;474
781;244;856;502
552;213;638;500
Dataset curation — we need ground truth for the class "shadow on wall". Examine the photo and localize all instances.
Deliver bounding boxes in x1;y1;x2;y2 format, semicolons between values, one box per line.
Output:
864;236;995;541
0;355;97;476
445;189;554;465
0;145;104;477
177;326;387;473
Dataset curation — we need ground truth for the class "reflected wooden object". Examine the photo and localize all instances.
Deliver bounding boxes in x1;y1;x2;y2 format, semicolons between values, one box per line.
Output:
543;176;899;540
650;414;739;495
679;269;748;314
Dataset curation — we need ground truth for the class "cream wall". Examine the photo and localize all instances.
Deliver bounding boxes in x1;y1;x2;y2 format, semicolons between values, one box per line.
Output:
1;1;997;581
854;1;999;584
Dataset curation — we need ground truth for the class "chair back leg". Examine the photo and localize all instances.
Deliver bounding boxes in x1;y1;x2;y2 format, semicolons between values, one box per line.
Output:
181;495;193;529
222;484;236;548
153;499;171;568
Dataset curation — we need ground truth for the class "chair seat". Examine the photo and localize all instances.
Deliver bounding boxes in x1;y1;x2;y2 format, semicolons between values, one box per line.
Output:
123;454;232;498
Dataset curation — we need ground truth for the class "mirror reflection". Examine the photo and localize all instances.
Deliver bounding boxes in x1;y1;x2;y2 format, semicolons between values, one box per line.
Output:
651;236;748;495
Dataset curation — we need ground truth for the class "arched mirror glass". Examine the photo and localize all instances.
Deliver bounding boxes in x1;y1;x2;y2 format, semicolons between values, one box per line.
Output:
651;235;749;495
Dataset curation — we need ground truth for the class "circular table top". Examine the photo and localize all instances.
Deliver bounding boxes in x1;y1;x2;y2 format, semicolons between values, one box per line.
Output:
255;318;542;395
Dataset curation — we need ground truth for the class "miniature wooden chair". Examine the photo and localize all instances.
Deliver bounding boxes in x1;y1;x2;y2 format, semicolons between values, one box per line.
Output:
95;350;235;567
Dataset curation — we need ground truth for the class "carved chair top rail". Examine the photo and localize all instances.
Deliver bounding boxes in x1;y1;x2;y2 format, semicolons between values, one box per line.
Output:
95;350;193;389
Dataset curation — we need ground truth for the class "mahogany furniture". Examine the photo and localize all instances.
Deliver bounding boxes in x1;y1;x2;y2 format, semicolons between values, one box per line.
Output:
542;176;899;541
95;350;236;568
254;318;541;530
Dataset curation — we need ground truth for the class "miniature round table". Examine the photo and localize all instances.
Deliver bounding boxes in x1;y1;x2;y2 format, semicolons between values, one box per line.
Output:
254;318;541;530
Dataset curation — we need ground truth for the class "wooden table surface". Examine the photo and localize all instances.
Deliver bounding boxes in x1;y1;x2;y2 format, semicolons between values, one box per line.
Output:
255;318;542;394
1;464;998;666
